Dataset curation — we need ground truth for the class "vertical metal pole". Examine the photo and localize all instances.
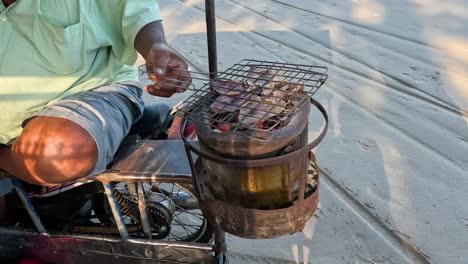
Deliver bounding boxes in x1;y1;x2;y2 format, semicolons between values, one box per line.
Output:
136;182;152;239
183;145;202;201
205;0;218;79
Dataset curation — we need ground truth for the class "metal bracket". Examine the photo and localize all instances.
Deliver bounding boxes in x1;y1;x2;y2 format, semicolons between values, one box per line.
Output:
136;182;152;239
11;179;48;236
102;182;129;241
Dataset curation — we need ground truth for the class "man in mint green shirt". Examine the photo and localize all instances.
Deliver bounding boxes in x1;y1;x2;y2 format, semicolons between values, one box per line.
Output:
0;0;191;185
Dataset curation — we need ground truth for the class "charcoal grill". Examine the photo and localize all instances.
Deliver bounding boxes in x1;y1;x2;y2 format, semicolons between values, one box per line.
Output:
140;1;330;240
179;94;328;238
142;61;331;238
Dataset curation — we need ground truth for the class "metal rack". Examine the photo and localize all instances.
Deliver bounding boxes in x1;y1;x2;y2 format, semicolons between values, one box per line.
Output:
175;59;328;139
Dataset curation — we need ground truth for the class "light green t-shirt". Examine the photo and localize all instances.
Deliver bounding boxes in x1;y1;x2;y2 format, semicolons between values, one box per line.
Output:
0;0;161;144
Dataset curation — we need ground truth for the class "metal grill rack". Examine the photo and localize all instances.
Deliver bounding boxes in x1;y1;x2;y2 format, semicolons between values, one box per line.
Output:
141;59;328;139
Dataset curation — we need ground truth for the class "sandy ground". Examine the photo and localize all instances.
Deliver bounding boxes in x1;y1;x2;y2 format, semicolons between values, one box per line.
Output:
1;1;466;263
143;0;468;263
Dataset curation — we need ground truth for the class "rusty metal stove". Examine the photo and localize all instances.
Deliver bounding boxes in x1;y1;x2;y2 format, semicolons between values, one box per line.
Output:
175;59;329;239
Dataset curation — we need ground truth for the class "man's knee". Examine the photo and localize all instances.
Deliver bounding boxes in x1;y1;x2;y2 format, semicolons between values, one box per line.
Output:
11;117;98;185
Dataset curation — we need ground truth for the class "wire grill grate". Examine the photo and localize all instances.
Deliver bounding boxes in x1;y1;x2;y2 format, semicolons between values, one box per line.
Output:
142;59;328;140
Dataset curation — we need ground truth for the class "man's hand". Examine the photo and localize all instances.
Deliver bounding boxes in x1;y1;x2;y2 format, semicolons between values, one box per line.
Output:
134;21;192;98
144;43;192;97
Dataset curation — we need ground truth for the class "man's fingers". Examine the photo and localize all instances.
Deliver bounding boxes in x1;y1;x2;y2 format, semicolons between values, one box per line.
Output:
146;68;191;95
145;83;177;94
145;44;191;96
148;55;185;78
153;91;174;98
156;67;190;92
167;57;188;70
151;53;172;77
172;69;192;92
155;78;180;92
144;85;175;98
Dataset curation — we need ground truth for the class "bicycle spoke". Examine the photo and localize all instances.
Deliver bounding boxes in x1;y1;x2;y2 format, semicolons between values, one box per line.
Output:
133;182;211;242
171;223;202;228
173;215;198;233
173;216;193;237
173;209;204;221
167;232;185;241
170;183;175;198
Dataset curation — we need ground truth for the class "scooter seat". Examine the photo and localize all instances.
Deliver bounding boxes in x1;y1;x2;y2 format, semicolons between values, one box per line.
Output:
128;102;171;138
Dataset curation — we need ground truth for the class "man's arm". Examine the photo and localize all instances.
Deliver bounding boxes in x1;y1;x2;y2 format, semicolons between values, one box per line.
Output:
134;21;167;59
134;21;191;98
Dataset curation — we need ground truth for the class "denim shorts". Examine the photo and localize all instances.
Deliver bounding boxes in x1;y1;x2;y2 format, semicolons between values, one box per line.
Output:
32;82;145;176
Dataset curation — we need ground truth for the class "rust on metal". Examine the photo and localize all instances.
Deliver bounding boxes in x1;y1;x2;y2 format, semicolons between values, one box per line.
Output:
194;100;311;157
196;153;319;239
83;139;193;184
167;115;184;140
200;187;318;239
0;228;216;263
183;97;329;167
196;138;310;209
181;96;328;239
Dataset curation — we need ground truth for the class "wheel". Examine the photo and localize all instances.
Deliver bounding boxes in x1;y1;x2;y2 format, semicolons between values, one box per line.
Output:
150;182;214;243
91;181;214;243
